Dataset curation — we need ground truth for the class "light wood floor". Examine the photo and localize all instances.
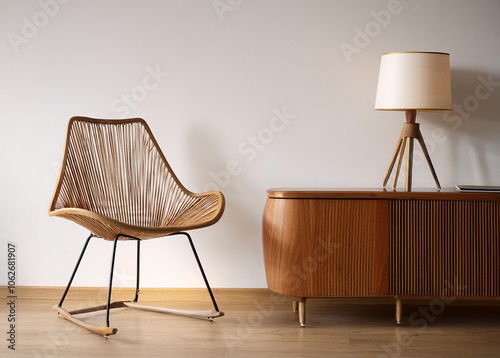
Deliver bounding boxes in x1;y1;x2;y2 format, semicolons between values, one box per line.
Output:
2;288;500;357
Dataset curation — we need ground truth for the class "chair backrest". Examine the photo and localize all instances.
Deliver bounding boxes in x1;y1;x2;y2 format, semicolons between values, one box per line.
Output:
49;117;193;227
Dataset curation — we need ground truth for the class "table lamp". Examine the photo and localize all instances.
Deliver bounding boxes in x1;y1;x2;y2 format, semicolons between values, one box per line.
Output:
375;51;452;191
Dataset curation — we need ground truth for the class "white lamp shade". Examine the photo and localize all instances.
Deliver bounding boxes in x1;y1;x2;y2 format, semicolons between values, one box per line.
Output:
375;52;452;111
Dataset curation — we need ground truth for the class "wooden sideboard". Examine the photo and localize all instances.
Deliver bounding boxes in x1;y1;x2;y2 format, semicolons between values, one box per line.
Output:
262;188;500;326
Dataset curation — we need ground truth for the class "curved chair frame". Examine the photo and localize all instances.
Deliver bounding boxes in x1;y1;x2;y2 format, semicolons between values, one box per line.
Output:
49;117;225;336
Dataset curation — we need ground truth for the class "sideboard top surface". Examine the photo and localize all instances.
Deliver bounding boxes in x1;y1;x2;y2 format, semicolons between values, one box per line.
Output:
266;187;500;201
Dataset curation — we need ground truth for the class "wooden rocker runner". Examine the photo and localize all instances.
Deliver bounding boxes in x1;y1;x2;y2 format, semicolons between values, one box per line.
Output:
49;117;225;336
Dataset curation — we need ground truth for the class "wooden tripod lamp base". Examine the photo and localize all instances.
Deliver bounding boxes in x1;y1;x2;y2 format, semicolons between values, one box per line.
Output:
383;110;441;191
375;52;451;192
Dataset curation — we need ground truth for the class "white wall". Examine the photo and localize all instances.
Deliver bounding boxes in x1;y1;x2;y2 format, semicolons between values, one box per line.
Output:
1;0;499;288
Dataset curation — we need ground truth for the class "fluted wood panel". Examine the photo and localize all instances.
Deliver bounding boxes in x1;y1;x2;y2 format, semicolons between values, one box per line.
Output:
456;201;500;296
390;200;500;296
263;198;389;297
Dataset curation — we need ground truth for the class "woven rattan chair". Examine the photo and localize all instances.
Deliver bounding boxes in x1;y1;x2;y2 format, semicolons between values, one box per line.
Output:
49;117;225;336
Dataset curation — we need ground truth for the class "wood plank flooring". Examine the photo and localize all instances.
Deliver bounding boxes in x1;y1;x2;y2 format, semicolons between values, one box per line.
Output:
2;289;500;357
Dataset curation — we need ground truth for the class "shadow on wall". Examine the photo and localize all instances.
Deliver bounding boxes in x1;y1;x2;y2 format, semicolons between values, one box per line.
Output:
437;69;500;183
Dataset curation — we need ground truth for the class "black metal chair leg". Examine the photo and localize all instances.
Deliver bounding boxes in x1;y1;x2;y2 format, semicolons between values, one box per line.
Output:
58;233;94;307
133;239;140;302
169;232;220;313
106;236;119;327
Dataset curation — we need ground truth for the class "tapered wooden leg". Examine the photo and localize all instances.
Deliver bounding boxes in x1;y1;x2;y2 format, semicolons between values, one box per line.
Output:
416;134;441;189
395;298;402;324
299;302;306;327
405;137;414;191
392;138;407;190
292;300;298;313
383;137;404;187
293;297;307;327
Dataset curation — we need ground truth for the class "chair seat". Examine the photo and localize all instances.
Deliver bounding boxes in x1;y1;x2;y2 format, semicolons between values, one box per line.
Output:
50;191;224;240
